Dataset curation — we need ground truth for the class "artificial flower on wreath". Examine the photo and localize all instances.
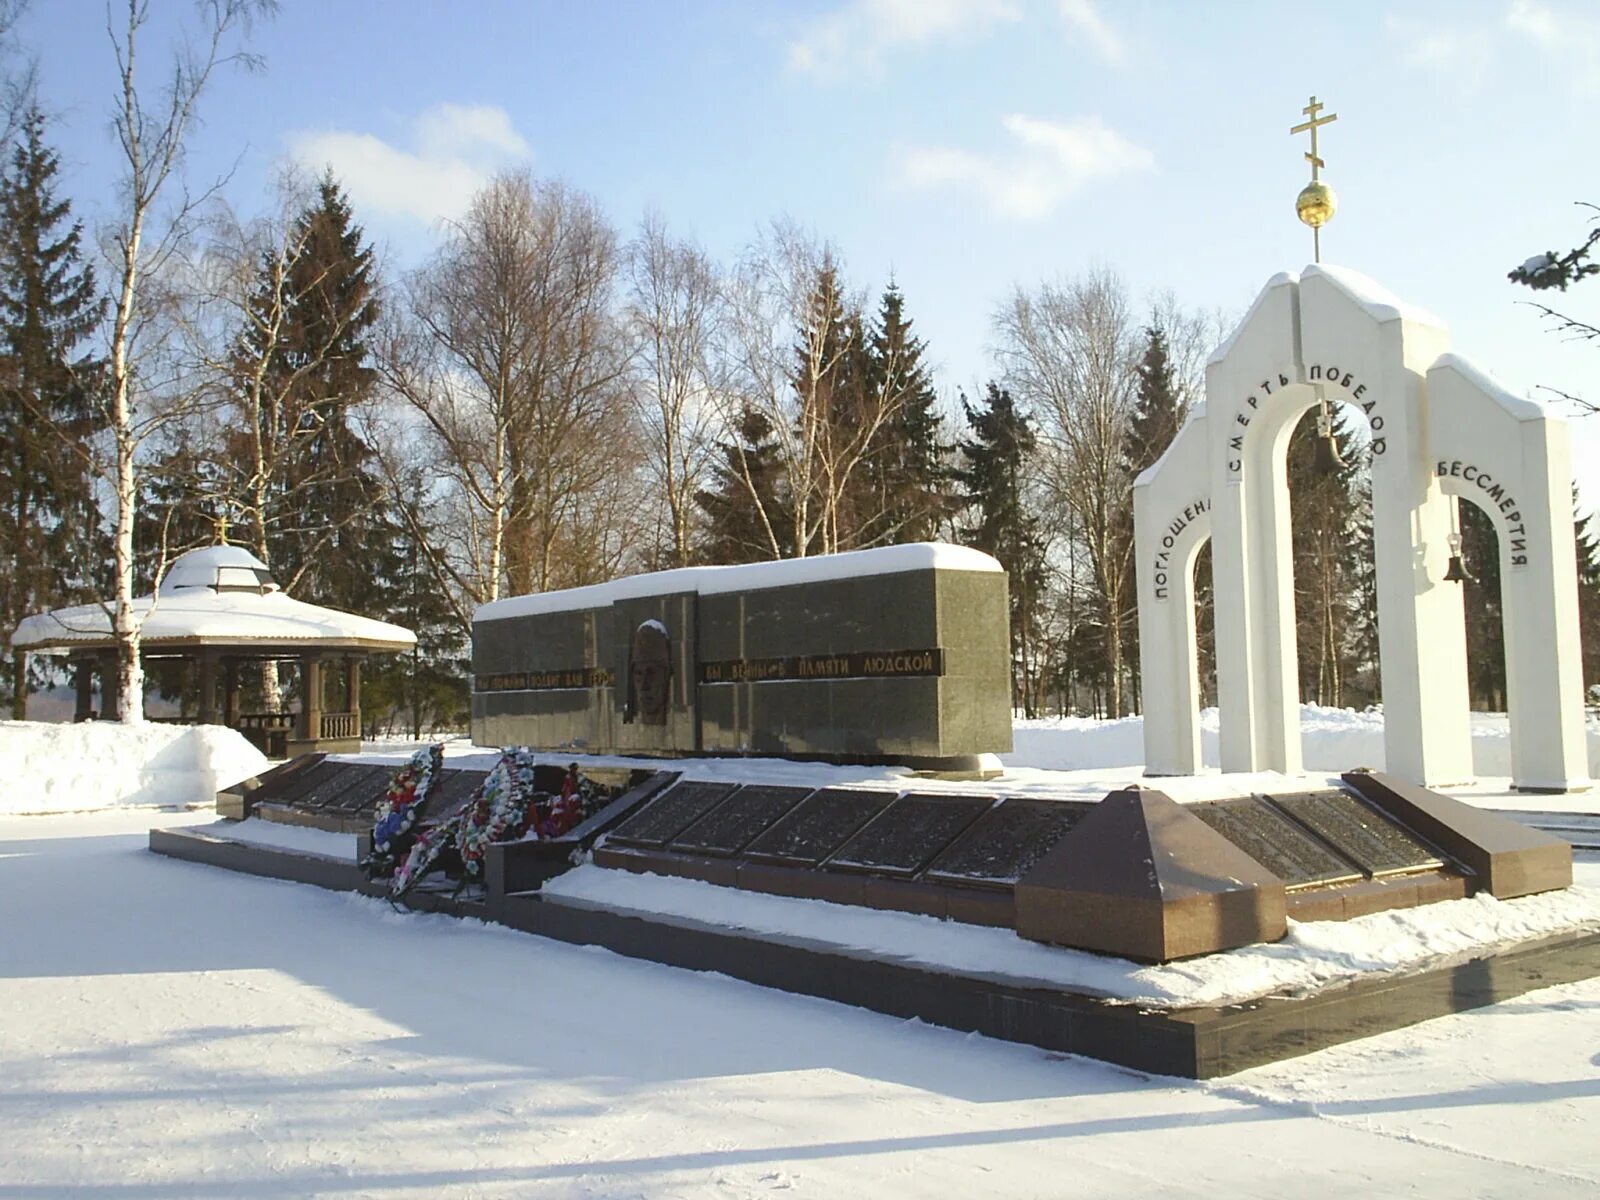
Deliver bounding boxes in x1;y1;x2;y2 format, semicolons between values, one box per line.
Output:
457;749;544;880
390;811;464;899
361;743;445;880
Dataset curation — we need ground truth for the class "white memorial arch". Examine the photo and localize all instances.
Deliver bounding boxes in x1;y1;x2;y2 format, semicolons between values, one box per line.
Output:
1135;265;1588;792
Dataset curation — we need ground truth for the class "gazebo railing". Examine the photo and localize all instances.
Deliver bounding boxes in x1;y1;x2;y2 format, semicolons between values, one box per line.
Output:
319;711;359;741
237;711;296;732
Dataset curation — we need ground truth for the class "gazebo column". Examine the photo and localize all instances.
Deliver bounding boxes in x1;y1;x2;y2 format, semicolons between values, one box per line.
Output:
298;654;323;744
197;651;219;726
73;658;93;722
223;658;241;728
345;657;361;732
98;652;120;721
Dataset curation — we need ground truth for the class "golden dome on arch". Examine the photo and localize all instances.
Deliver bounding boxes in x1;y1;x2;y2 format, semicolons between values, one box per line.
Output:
1297;180;1337;229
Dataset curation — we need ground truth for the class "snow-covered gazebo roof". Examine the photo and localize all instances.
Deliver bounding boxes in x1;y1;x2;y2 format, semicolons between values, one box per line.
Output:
11;545;416;656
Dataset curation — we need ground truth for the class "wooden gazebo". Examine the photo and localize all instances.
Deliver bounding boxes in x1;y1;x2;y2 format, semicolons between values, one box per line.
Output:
11;545;416;757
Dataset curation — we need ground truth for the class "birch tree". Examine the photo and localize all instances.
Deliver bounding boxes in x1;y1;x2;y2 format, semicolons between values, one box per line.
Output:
102;0;272;722
624;213;721;567
995;268;1141;716
383;170;633;608
722;224;910;557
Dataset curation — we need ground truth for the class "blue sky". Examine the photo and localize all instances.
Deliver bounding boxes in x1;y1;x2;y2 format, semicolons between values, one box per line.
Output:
18;0;1600;501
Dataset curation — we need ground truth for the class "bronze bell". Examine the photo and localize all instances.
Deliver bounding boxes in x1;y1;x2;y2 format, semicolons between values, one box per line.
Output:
1443;553;1470;584
1313;410;1346;474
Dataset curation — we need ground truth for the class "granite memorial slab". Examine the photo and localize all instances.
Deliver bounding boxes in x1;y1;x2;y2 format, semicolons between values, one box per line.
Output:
1015;788;1288;962
1267;789;1444;877
1191;796;1363;888
742;788;898;867
922;798;1091;889
606;780;739;848
825;793;996;877
422;768;488;822
1340;770;1574;897
669;785;815;857
271;757;347;806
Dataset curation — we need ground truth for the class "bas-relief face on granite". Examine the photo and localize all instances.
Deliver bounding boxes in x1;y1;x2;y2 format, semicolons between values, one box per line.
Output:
472;566;1011;762
628;621;672;726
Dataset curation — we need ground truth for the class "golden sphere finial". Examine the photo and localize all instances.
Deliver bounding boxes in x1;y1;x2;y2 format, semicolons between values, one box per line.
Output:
1296;180;1337;229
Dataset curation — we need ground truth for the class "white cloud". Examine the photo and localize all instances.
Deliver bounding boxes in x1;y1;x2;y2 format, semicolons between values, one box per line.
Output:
1505;0;1599;91
1390;19;1494;86
788;0;1021;76
1388;3;1597;94
1505;0;1560;44
896;113;1153;219
1058;0;1123;63
288;103;531;226
788;1;1128;76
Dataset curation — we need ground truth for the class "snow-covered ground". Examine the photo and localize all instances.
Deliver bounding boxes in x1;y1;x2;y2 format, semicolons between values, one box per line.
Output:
5;712;1600;1195
2;807;1597;1196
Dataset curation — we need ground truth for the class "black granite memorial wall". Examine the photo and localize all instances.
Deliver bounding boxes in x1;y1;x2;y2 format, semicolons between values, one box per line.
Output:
470;546;1013;766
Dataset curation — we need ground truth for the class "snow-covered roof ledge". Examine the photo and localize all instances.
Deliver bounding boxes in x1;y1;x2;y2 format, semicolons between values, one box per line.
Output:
1301;262;1447;328
477;542;1004;623
1428;352;1554;423
11;545;415;654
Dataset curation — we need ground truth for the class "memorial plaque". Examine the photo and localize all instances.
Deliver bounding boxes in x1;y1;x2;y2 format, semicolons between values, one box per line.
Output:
271;758;346;806
923;797;1090;888
743;788;897;866
670;785;814;856
423;769;489;821
827;793;996;877
606;780;739;848
294;762;368;811
1191;797;1363;888
1269;789;1444;877
326;765;394;813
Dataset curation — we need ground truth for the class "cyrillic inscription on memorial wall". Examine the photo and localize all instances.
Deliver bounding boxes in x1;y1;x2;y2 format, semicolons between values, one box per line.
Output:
1436;460;1531;567
1226;364;1385;477
476;667;615;692
1152;498;1211;601
699;649;945;684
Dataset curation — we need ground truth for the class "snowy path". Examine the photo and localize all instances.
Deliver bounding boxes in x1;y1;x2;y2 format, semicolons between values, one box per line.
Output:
2;811;1598;1198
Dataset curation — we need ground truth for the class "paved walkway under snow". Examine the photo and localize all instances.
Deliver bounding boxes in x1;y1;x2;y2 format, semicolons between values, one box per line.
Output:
2;809;1598;1198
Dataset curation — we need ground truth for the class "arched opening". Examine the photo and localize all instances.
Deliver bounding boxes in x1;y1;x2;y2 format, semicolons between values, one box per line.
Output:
1457;498;1508;713
1193;540;1217;709
1283;404;1380;710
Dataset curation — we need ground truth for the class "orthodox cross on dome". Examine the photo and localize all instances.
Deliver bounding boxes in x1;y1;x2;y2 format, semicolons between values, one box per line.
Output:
1289;95;1338;262
1291;95;1336;179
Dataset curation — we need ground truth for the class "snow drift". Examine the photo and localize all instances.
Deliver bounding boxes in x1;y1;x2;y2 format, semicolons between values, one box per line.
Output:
0;720;268;814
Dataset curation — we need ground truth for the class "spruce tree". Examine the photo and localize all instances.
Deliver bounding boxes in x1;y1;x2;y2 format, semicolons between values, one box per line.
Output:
855;282;950;546
1459;498;1506;709
1119;323;1185;705
363;467;470;737
695;405;794;563
954;383;1046;715
226;172;384;610
1122;324;1184;477
0;108;106;715
1575;499;1600;702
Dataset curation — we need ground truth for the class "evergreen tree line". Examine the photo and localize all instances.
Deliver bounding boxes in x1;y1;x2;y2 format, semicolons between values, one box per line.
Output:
5;98;1600;728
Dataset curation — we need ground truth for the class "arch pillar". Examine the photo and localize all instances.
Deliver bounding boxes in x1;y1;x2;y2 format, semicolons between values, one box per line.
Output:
1427;357;1588;791
1299;270;1472;787
1134;414;1213;774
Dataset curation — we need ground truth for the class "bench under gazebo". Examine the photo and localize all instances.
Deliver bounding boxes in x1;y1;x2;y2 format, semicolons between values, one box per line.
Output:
11;545;416;757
